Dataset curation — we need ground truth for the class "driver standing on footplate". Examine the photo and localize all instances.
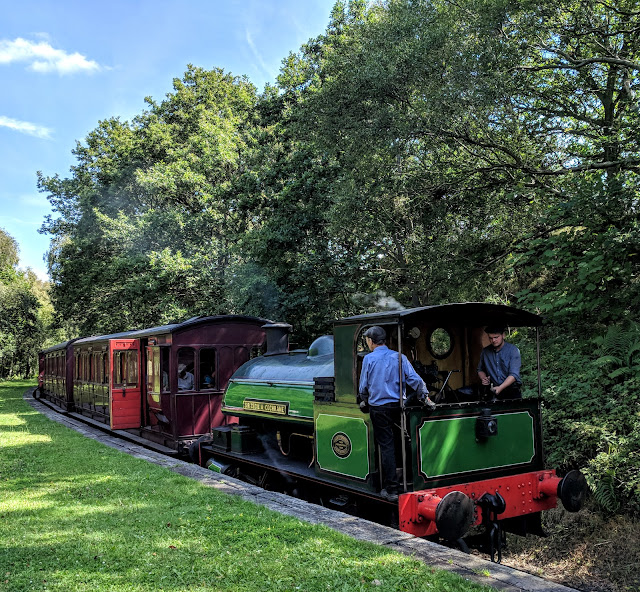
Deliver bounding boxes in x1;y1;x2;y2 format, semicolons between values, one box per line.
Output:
477;325;522;399
358;326;436;502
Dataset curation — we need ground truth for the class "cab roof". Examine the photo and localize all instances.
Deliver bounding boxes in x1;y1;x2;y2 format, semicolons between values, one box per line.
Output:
334;302;542;328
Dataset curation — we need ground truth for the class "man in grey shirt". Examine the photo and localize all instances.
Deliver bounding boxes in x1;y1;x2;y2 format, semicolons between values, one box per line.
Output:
477;325;522;399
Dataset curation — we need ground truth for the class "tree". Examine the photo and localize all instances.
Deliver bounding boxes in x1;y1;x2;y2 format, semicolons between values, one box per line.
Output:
501;0;640;327
0;228;46;378
39;66;260;336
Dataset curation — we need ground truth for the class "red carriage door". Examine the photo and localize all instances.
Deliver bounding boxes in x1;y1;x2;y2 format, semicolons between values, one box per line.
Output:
109;339;142;429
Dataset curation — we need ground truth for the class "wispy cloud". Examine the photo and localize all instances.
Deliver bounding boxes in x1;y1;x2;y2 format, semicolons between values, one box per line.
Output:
245;29;274;81
0;37;100;74
0;115;52;139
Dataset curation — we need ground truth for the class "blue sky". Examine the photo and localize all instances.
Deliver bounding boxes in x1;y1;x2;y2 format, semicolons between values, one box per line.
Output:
1;0;337;281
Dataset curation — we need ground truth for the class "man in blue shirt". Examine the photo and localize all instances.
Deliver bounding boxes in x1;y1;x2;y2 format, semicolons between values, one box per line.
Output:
358;326;436;502
477;325;522;399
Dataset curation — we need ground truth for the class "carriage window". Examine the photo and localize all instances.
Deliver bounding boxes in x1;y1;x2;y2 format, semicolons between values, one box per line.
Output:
126;351;138;386
428;328;454;359
147;347;170;394
94;352;103;384
160;347;169;393
200;348;217;389
113;350;138;387
102;353;109;384
146;349;155;393
114;352;123;386
177;348;195;391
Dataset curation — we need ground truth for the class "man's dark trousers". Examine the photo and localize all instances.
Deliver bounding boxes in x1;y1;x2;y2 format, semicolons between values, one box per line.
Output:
369;403;401;494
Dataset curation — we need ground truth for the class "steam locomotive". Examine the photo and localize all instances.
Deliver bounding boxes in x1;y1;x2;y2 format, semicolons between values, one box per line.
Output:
190;303;587;561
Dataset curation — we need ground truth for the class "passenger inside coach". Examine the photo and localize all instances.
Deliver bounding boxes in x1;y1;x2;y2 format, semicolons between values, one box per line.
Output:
177;364;194;390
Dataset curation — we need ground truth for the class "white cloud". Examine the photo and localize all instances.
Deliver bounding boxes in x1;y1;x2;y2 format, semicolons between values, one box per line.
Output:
0;37;100;74
0;115;52;139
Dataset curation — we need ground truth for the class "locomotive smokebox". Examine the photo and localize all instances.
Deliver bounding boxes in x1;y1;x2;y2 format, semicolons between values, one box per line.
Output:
263;323;292;356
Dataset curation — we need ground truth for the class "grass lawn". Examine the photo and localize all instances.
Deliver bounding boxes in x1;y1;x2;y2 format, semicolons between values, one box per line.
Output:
0;380;493;592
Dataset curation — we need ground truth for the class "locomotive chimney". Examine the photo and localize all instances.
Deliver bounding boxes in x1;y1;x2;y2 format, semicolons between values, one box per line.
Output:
263;323;292;356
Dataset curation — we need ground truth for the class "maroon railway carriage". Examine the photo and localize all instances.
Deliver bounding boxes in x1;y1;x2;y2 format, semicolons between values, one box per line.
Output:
38;315;269;452
38;339;79;411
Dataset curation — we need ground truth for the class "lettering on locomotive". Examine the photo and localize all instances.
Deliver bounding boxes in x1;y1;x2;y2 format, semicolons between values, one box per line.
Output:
243;399;288;415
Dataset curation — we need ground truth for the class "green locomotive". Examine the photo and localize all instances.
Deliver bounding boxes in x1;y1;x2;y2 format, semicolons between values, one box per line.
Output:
194;303;586;560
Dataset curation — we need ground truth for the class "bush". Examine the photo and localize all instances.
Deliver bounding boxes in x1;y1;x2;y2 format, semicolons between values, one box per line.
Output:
538;327;640;517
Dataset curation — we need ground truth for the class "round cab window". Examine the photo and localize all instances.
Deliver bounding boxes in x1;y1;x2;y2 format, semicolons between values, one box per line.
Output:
428;328;453;359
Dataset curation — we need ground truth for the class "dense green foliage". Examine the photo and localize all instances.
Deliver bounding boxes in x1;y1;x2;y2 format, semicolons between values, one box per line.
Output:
0;381;491;592
36;1;639;514
0;228;55;378
537;329;640;516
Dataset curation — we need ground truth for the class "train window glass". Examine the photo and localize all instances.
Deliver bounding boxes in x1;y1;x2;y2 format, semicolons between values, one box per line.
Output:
146;349;155;394
103;354;110;385
200;348;217;390
98;353;105;384
146;347;168;394
113;352;123;386
160;348;170;393
126;351;138;386
428;328;454;359
177;348;195;391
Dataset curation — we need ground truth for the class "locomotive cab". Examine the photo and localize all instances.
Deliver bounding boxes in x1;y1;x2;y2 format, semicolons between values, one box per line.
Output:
325;304;585;553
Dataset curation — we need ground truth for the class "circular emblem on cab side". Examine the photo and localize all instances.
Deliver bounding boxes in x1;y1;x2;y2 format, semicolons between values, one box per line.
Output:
331;432;352;459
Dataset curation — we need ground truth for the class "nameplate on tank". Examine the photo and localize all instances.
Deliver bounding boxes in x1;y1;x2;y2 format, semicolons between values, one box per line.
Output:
243;399;289;415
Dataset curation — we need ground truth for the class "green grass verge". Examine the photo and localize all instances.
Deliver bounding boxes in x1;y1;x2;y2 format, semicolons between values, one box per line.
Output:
0;380;493;592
